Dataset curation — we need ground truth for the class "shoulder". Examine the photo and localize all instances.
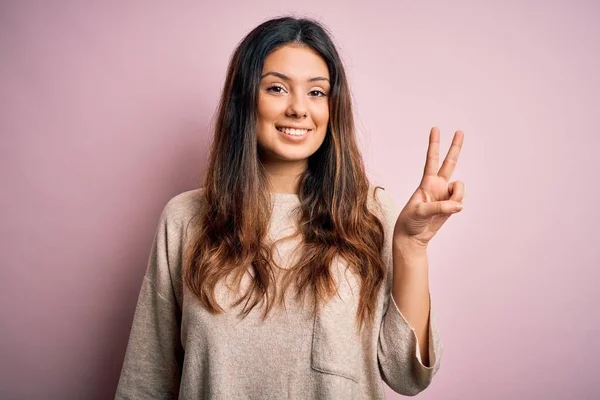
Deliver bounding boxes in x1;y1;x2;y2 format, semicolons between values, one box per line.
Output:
159;187;206;233
367;183;400;223
163;187;205;216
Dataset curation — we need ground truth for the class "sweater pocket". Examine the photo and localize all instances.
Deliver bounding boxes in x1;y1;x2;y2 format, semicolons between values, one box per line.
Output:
310;266;362;383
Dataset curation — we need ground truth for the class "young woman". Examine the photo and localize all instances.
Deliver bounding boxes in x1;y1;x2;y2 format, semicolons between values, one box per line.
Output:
116;16;465;400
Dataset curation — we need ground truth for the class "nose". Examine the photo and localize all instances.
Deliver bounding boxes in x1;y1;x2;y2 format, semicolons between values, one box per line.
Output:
285;92;308;119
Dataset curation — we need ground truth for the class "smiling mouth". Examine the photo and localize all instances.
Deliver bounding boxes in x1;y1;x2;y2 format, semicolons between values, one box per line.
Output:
276;126;312;136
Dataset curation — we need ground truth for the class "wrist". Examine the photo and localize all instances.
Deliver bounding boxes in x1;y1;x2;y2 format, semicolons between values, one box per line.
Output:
393;235;428;257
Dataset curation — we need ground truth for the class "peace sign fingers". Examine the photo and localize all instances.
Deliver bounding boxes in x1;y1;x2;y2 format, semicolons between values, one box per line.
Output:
422;127;464;182
423;127;441;178
438;130;464;181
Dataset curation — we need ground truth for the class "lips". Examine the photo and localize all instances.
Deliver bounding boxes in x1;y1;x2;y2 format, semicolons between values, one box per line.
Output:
274;125;313;142
276;126;311;136
276;125;312;130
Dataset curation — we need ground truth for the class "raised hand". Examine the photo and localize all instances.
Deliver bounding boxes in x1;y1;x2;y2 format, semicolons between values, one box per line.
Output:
393;127;465;249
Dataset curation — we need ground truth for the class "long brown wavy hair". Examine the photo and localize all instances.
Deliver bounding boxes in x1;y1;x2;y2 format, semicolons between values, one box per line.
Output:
183;16;386;332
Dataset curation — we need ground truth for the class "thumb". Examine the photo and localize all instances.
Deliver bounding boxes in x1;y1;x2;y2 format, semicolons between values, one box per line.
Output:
416;200;463;218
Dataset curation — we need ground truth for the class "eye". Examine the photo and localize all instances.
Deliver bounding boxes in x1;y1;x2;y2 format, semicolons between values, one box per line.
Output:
309;89;327;97
266;84;287;94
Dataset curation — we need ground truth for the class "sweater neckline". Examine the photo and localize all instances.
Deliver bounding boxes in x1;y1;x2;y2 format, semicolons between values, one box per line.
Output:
270;192;300;204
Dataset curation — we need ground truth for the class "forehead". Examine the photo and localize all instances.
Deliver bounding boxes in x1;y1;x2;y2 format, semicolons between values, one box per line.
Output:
262;44;329;80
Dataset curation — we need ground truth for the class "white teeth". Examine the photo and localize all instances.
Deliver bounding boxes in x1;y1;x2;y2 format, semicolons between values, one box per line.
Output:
277;127;309;136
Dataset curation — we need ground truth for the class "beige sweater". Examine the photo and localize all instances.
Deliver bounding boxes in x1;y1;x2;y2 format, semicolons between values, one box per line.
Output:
115;186;442;399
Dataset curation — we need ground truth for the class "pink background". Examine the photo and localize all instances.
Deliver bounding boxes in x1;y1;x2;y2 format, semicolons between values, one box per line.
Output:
1;1;598;399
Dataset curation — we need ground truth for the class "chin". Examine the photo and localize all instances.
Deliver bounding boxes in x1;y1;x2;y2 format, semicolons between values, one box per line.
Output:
272;150;313;161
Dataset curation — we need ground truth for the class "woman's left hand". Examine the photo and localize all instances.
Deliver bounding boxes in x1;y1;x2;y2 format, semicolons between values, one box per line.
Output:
393;127;465;249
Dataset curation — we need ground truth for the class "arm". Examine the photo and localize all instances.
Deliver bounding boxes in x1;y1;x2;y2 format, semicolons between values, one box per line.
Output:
391;239;432;367
115;203;185;400
375;187;443;396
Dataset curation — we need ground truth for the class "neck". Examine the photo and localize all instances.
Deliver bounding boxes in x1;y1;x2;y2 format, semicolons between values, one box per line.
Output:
261;158;307;194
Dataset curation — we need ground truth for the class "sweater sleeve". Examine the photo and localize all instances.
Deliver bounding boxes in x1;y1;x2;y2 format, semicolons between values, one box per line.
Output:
115;200;185;400
373;186;443;396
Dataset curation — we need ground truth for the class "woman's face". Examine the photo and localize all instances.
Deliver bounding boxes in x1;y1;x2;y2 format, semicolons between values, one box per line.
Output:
256;44;330;167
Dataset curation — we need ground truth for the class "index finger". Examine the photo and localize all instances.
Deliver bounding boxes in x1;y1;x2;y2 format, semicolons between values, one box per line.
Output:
423;127;441;178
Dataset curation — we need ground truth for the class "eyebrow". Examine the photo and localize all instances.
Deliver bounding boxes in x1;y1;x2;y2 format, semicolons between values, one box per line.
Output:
261;71;330;83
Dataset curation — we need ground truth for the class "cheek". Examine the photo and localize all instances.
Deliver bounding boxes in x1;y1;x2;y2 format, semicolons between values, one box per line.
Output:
257;95;285;123
256;96;269;123
313;104;329;129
